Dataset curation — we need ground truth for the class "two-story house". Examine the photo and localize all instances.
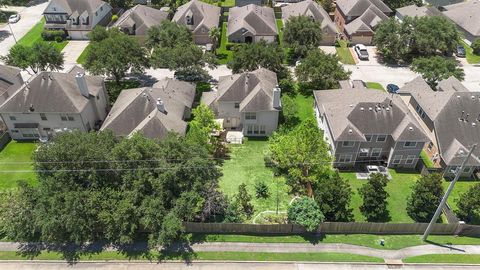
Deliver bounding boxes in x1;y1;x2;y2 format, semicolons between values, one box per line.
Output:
0;66;109;140
43;0;112;40
0;65;23;106
201;68;281;136
113;5;169;36
314;82;429;169
100;78;195;140
398;76;480;178
442;0;480;44
282;0;338;45
335;0;392;45
228;4;278;43
172;0;221;45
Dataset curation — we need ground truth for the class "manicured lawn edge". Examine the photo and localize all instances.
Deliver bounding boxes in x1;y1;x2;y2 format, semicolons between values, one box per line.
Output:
217;22;233;65
76;43;91;65
365;82;385;91
404;254;480;264
16;17;68;52
420;150;435;168
460;40;480;64
335;40;355;65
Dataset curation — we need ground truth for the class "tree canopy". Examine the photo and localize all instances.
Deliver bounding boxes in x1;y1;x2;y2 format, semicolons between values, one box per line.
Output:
455;183;480;223
359;173;390;222
3;42;64;74
287;196;324;232
283;16;323;59
314;172;354;222
411;56;464;88
146;21;192;49
406;173;444;223
383;0;422;10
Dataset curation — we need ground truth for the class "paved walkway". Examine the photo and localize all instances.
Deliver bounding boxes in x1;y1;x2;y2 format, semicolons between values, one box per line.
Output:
61;41;89;71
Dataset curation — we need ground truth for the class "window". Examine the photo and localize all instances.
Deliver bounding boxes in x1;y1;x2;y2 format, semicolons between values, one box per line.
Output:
365;135;372;142
9;116;16;121
247;125;266;135
43;127;51;131
359;148;369;157
60;114;67;121
377;135;387;142
234;103;239;108
338;154;352;163
40;113;47;121
68;115;74;121
245;112;256;120
100;6;103;11
371;148;382;157
427;142;434;151
11;130;19;133
405;155;415;164
392;155;402;164
463;167;471;173
404;141;416;148
342;141;355;147
186;15;193;25
95;12;98;16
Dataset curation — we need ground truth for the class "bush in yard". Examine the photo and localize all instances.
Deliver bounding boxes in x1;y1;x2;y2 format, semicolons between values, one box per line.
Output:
455;183;480;223
287;196;324;232
41;29;66;42
223;198;245;223
254;181;270;199
472;39;480;55
359;173;390;222
235;183;254;218
280;95;299;128
406;173;444;222
279;76;296;95
111;14;119;22
314;172;354;222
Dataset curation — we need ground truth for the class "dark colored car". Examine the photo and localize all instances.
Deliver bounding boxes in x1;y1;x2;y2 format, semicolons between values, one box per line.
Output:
456;45;466;58
387;84;399;94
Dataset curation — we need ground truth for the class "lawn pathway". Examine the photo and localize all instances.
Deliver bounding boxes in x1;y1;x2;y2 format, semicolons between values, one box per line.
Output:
61;41;90;71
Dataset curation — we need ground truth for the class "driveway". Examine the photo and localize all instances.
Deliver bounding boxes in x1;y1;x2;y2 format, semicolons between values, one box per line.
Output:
0;2;49;58
344;64;418;89
61;41;89;72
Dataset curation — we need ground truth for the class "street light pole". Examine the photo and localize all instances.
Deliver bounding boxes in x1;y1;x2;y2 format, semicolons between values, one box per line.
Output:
8;22;17;44
422;144;477;241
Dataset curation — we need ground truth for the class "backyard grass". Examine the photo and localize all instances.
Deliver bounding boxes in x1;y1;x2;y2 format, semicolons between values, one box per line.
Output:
444;179;478;214
217;22;234;65
276;19;283;46
335;40;355;65
461;40;480;64
404;254;480;264
17;18;68;52
420;150;435;168
195;82;211;102
221;0;235;7
219;139;292;222
76;43;91;65
0;141;37;190
192;233;480;250
294;94;314;122
365;82;385;91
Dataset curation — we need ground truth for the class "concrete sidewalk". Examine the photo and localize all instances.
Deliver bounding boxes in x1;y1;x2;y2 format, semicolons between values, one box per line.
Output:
61;41;89;71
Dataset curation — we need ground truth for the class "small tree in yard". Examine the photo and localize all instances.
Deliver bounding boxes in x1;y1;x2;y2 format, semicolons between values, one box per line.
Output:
412;56;465;88
187;104;220;153
472;39;480;55
288;196;324;232
406;173;444;223
314;172;354;222
4;42;64;74
359;173;390;222
280;95;299;128
235;183;254;219
455;183;480;223
254;181;270;199
283;16;323;59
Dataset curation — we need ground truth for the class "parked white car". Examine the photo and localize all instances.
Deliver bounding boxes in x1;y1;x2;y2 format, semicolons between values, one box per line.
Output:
354;44;369;60
8;14;21;23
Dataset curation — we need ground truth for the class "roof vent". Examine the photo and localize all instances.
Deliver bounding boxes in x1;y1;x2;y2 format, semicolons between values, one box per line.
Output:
473;122;477;127
348;129;353;134
472;96;476;100
457;95;461;98
408;126;414;131
349;104;353;108
368;107;373;111
386;107;390;112
360;107;365;111
156;98;165;113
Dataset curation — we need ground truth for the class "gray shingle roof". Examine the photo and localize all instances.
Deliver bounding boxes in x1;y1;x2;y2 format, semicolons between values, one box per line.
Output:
0;67;104;113
173;0;221;34
228;4;278;37
345;3;388;35
281;0;338;34
314;88;428;142
100;78;195;139
114;5;169;36
396;4;441;18
336;0;391;17
215;68;279;112
45;0;110;30
442;0;480;36
0;65;23;98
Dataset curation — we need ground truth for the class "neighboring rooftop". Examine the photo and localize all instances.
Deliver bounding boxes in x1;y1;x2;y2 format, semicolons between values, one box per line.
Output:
173;0;221;33
228;4;278;37
114;5;169;35
100;78;195;139
396;4;441;18
336;0;392;17
442;0;480;38
345;4;389;35
0;65;23;100
281;0;338;34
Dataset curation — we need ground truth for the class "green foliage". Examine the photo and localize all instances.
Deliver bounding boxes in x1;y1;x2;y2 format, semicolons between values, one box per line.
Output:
41;30;65;41
420;150;434;169
320;0;334;13
472;39;480;55
174;66;212;82
314;172;354;222
295;49;351;93
283;16;323;59
146;21;192;49
235;183;254;218
105;80;141;104
187;104;220;153
151;43;217;70
103;0;134;8
84;28;148;83
88;26;109;42
223;199;245;223
287;196;324;232
382;0;422;10
455;183;480;223
373;18;408;62
209;26;221;52
359;173;390;222
254;181;270;199
279;76;296;95
111;14;119;22
280;95;299;128
268;118;332;196
3;41;64;74
406;174;444;222
228;40;288;79
411;56;464;88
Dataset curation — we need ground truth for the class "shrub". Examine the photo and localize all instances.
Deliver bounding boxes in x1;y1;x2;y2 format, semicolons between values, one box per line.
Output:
41;29;65;42
111;14;119;22
254;181;270;199
226;43;244;51
472;39;480;55
287;196;324;232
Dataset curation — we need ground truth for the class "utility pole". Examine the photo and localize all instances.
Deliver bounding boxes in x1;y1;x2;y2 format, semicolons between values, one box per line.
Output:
422;144;477;241
8;22;17;44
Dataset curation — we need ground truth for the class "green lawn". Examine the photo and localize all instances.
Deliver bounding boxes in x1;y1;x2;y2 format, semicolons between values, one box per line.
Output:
0;141;37;190
219;139;292;223
461;40;480;64
444;179;478;215
294;94;314;122
365;82;385;91
335;40;355;65
404;254;480;264
193;233;480;250
217;22;234;65
420;150;435;168
17;18;68;52
276;19;283;46
76;43;91;65
221;0;235;7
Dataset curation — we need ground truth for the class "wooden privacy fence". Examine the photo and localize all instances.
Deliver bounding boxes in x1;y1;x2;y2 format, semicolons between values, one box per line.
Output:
184;221;480;236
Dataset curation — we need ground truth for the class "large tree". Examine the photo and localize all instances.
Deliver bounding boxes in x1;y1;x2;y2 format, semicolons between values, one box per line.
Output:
146;21;192;49
228;41;289;79
412;56;465;88
359;173;390;222
295;49;351;92
383;0;422;10
455;183;480;223
373;18;409;62
84;28;149;83
314;172;354;222
3;42;64;74
287;196;324;232
268;118;332;197
187;103;220;153
150;43;217;70
406;174;444;223
283;16;323;59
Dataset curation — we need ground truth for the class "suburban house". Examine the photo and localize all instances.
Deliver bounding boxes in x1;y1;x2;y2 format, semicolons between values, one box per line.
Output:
0;66;109;140
113;5;169;36
228;4;278;43
281;0;338;45
201;68;281;136
335;0;392;45
43;0;113;40
398;76;480;178
395;4;441;21
314;82;429;169
441;0;480;44
0;65;23;106
236;0;265;7
172;0;221;45
100;78;195;140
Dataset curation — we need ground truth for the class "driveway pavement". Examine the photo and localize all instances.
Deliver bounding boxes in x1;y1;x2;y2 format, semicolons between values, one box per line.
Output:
61;41;89;71
0;2;49;58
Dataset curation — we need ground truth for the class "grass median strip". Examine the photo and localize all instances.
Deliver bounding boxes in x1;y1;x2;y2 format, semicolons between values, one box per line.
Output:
404;254;480;264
